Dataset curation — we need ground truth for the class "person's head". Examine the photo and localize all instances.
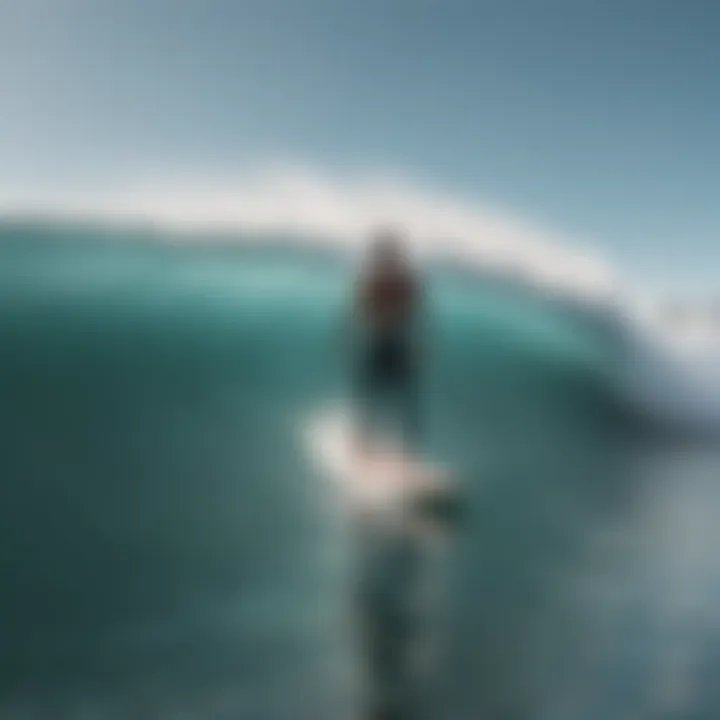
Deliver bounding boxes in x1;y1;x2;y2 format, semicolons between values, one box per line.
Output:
368;227;407;272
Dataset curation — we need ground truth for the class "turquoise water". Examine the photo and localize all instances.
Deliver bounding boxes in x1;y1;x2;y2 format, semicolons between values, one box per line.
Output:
1;226;720;719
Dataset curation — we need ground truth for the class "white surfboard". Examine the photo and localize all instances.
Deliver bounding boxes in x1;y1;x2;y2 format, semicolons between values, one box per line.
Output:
304;408;459;525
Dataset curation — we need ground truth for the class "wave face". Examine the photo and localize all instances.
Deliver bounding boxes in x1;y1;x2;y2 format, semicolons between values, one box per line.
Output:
1;221;720;719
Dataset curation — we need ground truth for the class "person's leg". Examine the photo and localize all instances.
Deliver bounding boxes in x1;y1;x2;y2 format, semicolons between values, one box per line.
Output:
354;348;385;452
382;340;420;453
399;367;420;452
386;335;420;453
353;367;372;452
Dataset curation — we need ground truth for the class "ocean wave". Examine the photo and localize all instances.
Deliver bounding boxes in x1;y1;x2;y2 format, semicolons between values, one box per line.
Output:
0;213;718;434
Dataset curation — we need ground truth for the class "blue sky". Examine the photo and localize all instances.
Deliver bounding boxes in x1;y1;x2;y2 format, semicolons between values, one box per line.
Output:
1;0;719;293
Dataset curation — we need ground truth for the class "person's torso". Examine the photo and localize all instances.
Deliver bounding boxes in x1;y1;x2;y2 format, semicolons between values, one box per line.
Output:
357;271;417;333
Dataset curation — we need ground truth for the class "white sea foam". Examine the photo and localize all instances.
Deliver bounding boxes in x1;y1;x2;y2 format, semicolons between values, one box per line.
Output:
0;163;614;303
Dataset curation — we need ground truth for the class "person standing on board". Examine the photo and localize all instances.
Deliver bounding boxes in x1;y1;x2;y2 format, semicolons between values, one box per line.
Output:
349;228;424;454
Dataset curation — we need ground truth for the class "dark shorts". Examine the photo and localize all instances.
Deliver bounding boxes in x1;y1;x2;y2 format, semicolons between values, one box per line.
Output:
354;332;419;446
360;333;413;382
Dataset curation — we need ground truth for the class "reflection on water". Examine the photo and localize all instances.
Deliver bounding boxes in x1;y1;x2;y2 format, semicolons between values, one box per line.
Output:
383;440;720;720
353;512;454;720
351;435;720;720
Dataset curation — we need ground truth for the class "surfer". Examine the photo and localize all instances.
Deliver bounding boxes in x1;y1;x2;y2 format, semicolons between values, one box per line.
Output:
348;228;423;454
